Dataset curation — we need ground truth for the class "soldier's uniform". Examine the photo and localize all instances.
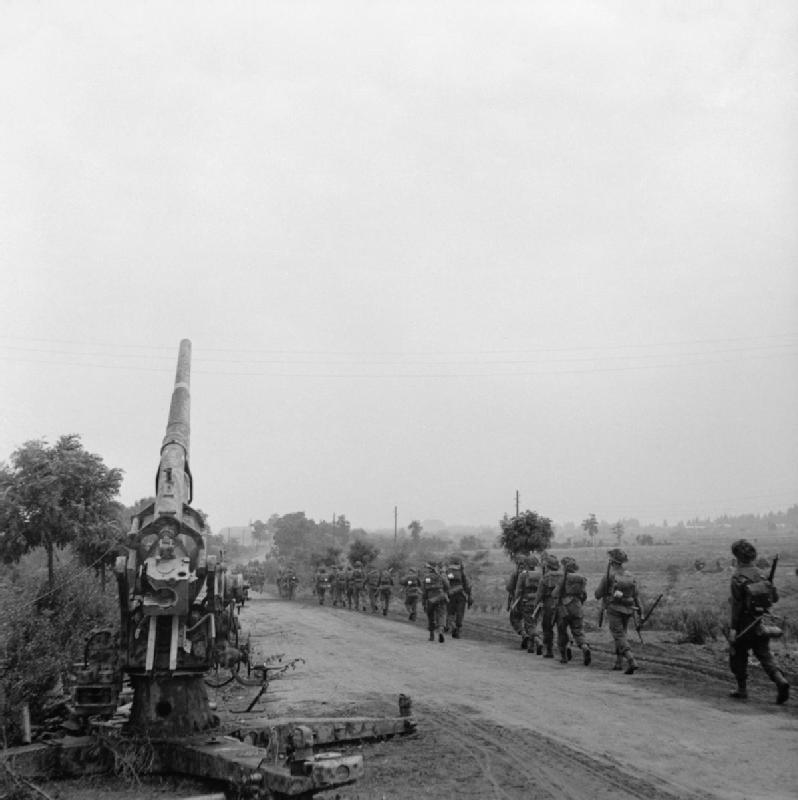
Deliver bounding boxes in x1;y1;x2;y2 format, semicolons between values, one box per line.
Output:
534;555;562;658
594;549;638;674
728;539;789;704
350;562;366;611
333;566;348;607
506;555;528;639
315;567;331;605
401;569;423;620
377;568;394;615
552;556;591;665
421;563;450;642
512;555;542;654
444;557;472;639
365;567;380;613
344;565;355;609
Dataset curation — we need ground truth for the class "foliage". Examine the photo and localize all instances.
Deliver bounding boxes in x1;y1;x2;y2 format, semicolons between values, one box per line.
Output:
348;539;379;566
0;559;117;745
458;534;486;551
0;435;124;587
498;511;553;557
658;606;722;644
382;544;409;574
611;521;625;545
581;514;599;545
270;511;352;566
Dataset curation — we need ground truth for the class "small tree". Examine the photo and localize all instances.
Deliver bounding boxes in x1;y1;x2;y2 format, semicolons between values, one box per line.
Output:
498;510;553;557
408;520;423;546
0;435;123;589
611;520;625;545
581;514;599;548
251;519;270;551
348;538;379;566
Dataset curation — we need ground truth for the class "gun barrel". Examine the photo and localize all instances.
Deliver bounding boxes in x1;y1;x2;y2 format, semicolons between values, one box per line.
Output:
162;338;191;456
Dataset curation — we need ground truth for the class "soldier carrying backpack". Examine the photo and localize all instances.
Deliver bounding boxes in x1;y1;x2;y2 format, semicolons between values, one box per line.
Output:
552;556;591;666
728;539;789;704
594;549;639;674
444;555;473;639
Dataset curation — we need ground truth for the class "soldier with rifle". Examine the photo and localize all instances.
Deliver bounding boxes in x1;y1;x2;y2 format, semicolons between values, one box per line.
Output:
377;566;394;616
444;554;473;639
421;562;450;643
350;560;366;611
512;555;543;654
506;553;528;643
727;539;789;704
534;554;562;658
401;567;423;620
552;556;591;665
594;549;639;674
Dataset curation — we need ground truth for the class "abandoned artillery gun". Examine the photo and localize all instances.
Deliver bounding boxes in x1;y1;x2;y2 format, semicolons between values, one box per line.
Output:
6;340;408;799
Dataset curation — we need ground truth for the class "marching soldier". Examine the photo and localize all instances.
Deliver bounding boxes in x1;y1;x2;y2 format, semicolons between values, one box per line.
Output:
421;562;450;642
594;549;639;674
444;554;473;639
534;554;562;658
377;567;394;615
506;553;528;643
512;554;542;654
552;556;591;665
350;560;366;611
401;567;423;620
344;564;355;609
365;565;381;613
728;539;789;704
333;565;348;608
314;564;331;606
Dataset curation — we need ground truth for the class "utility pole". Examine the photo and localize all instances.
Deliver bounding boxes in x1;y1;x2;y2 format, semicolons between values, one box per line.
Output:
515;490;520;517
394;506;398;544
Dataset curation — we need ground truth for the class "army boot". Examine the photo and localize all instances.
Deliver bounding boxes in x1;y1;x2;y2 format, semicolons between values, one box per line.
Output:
624;654;637;675
582;645;592;666
527;635;538;654
428;631;434;642
612;649;623;671
559;649;568;664
438;632;445;643
729;679;747;699
772;671;790;704
520;636;529;650
452;628;461;639
566;645;573;661
544;645;554;659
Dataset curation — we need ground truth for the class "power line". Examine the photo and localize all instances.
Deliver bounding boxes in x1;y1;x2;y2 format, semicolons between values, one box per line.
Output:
0;332;796;358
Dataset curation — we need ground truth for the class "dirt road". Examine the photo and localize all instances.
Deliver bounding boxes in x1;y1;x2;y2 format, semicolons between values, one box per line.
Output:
227;593;798;800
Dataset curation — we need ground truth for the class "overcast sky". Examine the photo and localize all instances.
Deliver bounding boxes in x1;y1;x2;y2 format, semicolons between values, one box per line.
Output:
1;1;796;532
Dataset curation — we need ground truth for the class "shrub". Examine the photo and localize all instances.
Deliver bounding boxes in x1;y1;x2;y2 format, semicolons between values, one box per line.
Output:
0;560;117;745
659;605;723;644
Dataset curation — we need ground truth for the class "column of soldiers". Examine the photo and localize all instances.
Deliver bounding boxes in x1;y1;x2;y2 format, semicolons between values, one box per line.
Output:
287;537;790;705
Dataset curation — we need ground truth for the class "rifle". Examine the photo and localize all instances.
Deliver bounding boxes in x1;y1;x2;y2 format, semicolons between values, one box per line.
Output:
768;554;779;583
731;554;780;641
597;560;611;628
633;593;663;645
